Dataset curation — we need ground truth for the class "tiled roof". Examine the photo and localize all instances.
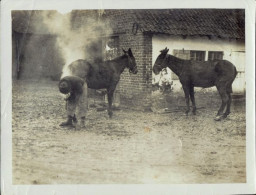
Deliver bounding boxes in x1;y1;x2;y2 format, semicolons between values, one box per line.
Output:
12;9;245;39
132;9;245;39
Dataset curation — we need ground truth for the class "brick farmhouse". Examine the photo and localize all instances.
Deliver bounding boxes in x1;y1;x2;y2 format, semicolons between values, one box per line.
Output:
12;9;245;108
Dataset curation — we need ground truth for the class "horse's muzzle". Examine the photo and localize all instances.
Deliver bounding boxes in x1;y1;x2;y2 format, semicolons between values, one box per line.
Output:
130;67;138;74
153;65;161;75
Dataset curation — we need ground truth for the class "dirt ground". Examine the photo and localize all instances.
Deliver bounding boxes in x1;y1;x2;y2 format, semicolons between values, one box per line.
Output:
12;80;246;184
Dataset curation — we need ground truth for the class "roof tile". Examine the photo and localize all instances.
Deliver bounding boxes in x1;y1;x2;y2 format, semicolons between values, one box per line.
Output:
12;9;245;39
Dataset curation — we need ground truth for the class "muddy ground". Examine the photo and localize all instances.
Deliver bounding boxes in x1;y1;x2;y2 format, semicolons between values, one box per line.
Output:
12;80;246;184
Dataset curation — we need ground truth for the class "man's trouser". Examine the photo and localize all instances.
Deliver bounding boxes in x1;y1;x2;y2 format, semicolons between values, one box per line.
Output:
66;83;88;123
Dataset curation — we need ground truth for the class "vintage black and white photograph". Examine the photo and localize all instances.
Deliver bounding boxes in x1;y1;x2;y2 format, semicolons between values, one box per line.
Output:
11;8;248;184
1;0;255;194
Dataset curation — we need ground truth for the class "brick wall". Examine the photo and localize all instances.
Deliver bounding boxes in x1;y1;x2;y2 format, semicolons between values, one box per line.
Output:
98;10;153;109
118;32;152;109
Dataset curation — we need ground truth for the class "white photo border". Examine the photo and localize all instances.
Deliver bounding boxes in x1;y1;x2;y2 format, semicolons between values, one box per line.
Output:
1;0;255;194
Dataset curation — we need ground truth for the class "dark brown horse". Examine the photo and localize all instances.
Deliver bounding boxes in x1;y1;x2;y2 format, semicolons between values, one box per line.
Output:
153;47;237;121
66;48;138;118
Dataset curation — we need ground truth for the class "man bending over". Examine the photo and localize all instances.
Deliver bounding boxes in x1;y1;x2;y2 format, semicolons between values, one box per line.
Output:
58;75;88;130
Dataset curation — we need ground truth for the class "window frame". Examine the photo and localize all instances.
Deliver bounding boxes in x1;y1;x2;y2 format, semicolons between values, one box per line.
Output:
190;50;206;61
208;51;224;61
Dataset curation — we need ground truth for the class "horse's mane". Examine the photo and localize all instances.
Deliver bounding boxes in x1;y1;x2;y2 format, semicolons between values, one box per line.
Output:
74;54;127;68
167;54;188;63
104;54;127;63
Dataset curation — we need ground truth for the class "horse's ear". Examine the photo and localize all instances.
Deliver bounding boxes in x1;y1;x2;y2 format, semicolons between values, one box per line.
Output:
122;48;127;54
160;47;169;54
128;48;133;56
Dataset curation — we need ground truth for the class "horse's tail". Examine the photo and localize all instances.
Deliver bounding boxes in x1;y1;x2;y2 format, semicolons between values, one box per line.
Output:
214;61;223;76
227;82;233;94
234;66;238;78
227;65;238;94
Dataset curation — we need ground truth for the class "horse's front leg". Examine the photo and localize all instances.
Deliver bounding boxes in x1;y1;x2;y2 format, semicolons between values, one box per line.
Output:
107;88;115;118
182;85;190;115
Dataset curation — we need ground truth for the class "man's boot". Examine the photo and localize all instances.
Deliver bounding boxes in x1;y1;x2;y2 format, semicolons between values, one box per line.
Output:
60;115;73;126
80;116;85;128
75;116;85;130
73;114;77;123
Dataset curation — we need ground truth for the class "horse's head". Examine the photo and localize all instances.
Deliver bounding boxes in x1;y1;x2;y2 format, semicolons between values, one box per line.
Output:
153;47;169;75
123;48;138;74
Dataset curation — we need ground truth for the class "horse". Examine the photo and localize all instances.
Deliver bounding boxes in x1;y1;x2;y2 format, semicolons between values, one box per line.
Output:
65;48;138;118
153;47;237;121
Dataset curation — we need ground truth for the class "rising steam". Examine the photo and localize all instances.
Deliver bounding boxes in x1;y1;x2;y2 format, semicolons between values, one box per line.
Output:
39;10;113;78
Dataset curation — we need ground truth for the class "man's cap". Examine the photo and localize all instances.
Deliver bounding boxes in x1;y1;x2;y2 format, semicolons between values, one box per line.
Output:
59;80;71;94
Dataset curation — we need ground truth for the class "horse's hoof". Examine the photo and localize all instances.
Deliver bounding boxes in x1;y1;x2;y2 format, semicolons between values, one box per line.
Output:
75;125;81;130
108;110;113;118
222;113;230;119
222;115;227;119
214;115;222;121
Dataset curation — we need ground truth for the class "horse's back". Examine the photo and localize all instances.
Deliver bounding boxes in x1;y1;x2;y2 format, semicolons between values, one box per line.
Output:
190;60;216;73
186;60;236;88
68;59;92;79
190;60;236;76
188;61;218;87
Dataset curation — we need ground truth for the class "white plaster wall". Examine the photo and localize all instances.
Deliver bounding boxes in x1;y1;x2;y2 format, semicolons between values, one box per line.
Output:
152;35;245;93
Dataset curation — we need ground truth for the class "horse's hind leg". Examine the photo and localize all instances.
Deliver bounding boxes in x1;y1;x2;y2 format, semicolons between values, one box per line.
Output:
223;93;232;118
189;86;196;115
107;89;114;118
215;85;229;121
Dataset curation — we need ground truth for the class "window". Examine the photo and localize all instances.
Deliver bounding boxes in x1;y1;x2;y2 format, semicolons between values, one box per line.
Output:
208;51;224;61
190;50;206;61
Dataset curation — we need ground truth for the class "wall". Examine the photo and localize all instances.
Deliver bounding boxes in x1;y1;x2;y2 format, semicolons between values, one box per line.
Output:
118;32;152;105
103;11;153;108
152;35;246;94
12;32;64;80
